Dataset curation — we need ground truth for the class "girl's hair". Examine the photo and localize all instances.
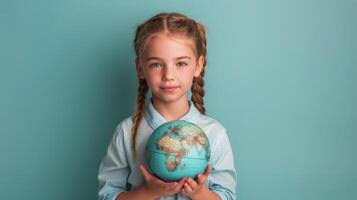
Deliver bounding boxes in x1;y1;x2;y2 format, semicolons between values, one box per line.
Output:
131;12;207;160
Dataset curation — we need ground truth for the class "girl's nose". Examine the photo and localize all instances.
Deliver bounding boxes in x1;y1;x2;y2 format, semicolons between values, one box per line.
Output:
162;65;175;81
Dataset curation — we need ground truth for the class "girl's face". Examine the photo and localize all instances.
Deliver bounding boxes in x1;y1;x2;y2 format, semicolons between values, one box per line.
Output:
136;33;204;104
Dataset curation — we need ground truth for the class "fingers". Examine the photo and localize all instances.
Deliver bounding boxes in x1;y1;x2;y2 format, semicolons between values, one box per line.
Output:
168;178;186;191
139;164;152;182
139;164;156;182
182;178;200;197
184;181;194;193
139;164;167;186
196;164;211;185
186;178;198;189
182;174;209;197
181;186;188;196
164;181;178;190
196;174;206;185
203;164;212;176
157;177;181;190
140;164;189;196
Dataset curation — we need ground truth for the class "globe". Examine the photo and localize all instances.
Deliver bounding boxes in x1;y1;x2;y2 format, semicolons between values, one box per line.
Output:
145;120;211;182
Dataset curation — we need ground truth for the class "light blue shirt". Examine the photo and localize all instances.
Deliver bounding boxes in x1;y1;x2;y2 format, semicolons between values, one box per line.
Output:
98;100;237;200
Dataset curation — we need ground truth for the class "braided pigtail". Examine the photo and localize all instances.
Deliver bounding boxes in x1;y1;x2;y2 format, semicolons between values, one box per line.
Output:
131;78;148;161
191;22;207;115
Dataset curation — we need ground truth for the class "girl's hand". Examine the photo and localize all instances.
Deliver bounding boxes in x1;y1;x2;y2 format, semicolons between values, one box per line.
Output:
181;164;212;198
139;164;187;198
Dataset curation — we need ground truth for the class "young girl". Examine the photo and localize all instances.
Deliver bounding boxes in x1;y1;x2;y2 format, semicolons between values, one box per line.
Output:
98;12;237;200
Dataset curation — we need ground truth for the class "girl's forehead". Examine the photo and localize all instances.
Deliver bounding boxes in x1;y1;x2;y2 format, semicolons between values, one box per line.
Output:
142;33;197;58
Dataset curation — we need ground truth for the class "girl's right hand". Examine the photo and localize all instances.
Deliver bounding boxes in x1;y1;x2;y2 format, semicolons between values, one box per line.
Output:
139;164;186;198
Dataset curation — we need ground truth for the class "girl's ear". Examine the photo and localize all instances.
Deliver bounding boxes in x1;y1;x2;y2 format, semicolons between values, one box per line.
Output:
135;58;145;79
194;55;205;77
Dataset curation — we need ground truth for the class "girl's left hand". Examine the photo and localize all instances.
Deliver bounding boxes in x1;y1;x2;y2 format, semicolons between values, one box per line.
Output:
181;164;212;198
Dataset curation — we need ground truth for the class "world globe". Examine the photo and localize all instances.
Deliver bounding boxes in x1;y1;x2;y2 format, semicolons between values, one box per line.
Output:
145;120;211;182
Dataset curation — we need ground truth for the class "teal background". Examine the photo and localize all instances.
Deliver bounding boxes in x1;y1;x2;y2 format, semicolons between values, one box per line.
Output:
1;0;356;199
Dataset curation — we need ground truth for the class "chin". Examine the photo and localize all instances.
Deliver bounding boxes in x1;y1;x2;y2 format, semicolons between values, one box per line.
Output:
154;93;186;104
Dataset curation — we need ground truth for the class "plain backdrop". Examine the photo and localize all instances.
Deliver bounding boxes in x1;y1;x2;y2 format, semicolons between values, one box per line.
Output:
1;0;356;199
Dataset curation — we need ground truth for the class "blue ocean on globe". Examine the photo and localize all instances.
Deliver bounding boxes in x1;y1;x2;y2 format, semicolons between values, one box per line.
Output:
145;120;211;182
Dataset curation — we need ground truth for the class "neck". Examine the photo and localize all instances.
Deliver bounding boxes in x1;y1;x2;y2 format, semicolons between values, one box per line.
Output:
151;96;190;121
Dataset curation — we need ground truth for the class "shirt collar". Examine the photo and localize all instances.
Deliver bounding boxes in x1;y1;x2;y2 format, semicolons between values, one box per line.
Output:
144;98;201;130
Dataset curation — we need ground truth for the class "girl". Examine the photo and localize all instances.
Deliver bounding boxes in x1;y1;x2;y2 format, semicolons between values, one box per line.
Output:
98;12;237;200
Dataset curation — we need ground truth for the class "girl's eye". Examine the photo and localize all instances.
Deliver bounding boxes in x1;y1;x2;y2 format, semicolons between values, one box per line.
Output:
177;62;188;67
150;63;162;68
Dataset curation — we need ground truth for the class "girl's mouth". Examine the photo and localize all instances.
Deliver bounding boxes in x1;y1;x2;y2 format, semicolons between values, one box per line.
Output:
160;86;180;92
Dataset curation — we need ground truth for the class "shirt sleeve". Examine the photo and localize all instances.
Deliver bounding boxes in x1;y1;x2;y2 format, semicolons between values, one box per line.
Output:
98;124;130;200
208;128;237;200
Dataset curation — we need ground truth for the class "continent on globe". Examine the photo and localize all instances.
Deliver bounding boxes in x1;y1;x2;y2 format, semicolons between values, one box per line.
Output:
146;120;211;181
156;127;209;171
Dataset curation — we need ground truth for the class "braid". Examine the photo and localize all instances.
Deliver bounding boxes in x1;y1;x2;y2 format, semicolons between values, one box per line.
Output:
196;22;207;58
131;78;148;161
191;69;206;114
191;22;207;115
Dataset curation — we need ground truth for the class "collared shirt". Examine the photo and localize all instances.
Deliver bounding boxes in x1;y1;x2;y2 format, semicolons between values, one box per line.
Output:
98;100;237;200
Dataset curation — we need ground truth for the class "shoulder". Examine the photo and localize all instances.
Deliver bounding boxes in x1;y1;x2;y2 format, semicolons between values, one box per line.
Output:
197;114;234;158
196;114;229;142
197;114;227;133
112;116;134;142
114;116;133;132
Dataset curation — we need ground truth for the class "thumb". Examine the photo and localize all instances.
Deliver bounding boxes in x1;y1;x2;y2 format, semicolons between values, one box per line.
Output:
197;164;211;185
204;164;212;176
197;174;206;185
139;164;152;181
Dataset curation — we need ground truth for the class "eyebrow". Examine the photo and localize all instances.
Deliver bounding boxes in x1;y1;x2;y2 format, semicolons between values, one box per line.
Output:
146;56;191;62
